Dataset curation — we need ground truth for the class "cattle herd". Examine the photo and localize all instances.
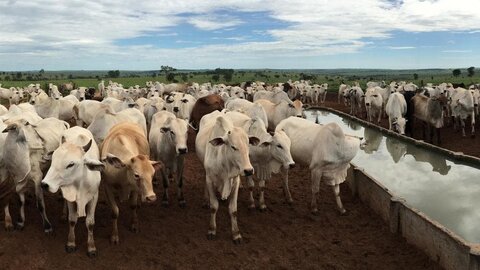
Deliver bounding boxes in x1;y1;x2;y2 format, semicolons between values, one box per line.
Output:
338;81;479;144
4;78;476;259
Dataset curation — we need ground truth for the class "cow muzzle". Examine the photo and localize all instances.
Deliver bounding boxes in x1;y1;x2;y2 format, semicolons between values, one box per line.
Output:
173;107;179;112
288;163;296;169
365;103;370;106
80;97;85;101
128;104;135;108
244;169;254;176
30;101;35;105
41;182;49;191
146;195;157;203
178;148;187;155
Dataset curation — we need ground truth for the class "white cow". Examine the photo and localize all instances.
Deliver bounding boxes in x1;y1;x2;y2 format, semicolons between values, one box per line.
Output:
30;91;78;121
364;87;383;123
253;89;291;105
87;106;147;145
73;100;105;127
276;117;362;214
101;97;136;112
347;86;364;117
41;127;103;257
385;92;407;134
225;98;268;129
149;111;188;207
450;88;475;137
221;111;295;210
254;99;304;130
195;112;259;243
165;92;196;120
3;117;69;232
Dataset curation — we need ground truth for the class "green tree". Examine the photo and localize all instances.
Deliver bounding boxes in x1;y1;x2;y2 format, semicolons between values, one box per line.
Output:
212;74;220;82
107;70;120;78
161;65;176;74
166;72;175;82
452;69;461;77
181;73;188;82
15;72;22;79
413;73;418;80
467;66;475;77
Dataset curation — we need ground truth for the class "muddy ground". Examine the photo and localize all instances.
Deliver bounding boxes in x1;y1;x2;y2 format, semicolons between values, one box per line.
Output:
0;122;442;270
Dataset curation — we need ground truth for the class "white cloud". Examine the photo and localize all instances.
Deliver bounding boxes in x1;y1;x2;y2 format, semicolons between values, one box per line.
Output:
442;50;472;53
0;0;480;69
388;46;416;50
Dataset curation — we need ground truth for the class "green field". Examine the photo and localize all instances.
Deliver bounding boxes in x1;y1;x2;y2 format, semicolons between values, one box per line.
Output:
0;69;478;93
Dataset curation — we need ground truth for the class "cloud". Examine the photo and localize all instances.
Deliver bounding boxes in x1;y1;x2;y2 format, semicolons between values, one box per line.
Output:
187;15;243;31
442;50;472;53
388;46;416;50
0;0;480;69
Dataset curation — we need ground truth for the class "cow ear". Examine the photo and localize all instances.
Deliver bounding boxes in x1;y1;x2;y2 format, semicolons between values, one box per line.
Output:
151;161;163;171
209;137;225;146
2;124;17;133
85;158;105;172
249;136;260;146
103;153;125;168
260;141;271;147
83;139;92;152
61;136;66;144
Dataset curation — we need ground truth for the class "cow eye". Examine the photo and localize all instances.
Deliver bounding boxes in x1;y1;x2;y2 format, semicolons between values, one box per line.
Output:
134;173;140;179
231;146;237;151
66;162;75;169
181;99;188;103
277;144;283;149
170;131;175;136
288;104;294;108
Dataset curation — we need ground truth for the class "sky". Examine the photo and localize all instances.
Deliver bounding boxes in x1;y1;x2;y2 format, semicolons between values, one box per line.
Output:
0;0;480;71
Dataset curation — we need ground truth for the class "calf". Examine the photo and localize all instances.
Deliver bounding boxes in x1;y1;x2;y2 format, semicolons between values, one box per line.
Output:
41;127;103;257
195;112;259;243
149;111;188;207
101;122;163;244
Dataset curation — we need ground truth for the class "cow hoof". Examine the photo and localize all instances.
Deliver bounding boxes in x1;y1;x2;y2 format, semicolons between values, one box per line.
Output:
259;206;267;212
110;236;120;245
233;238;242;245
130;225;139;233
161;200;170;208
15;223;24;231
207;233;216;240
339;208;347;215
87;250;97;258
178;200;186;208
4;224;14;232
311;209;319;216
248;204;256;211
44;226;54;235
65;245;77;253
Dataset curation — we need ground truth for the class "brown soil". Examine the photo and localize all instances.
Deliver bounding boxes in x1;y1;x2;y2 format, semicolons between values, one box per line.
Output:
0;125;442;270
322;93;480;158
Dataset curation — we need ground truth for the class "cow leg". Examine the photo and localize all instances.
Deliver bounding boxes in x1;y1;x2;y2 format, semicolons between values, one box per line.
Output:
333;184;346;214
282;168;293;204
388;117;392;130
66;202;78;253
436;128;442;145
86;194;98;257
471;115;476;137
61;200;68;222
206;176;218;240
258;179;267;211
377;111;382;123
104;186;119;245
176;156;186;207
461;118;466;137
247;176;255;210
202;182;210;209
16;192;25;230
310;170;321;215
161;168;170;207
4;205;13;231
34;177;53;234
129;191;139;233
229;176;242;244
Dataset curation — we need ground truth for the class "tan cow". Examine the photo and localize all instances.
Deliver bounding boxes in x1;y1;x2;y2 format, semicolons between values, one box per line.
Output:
101;122;163;244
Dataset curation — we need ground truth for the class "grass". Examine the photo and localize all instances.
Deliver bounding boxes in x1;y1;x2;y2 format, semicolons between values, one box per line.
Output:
0;69;478;93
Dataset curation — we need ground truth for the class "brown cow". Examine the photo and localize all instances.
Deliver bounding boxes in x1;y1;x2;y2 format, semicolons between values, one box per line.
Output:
101;122;163;244
189;94;225;131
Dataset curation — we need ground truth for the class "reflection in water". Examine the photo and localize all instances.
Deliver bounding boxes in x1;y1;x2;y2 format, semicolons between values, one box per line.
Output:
363;128;383;154
304;109;480;243
342;118;361;131
385;137;406;163
405;144;452;175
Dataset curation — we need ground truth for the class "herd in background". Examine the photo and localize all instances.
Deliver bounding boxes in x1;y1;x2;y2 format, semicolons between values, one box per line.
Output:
338;81;479;144
0;79;363;257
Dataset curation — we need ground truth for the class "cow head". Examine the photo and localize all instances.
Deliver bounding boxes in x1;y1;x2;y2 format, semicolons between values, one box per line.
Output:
392;117;407;135
41;140;103;196
103;153;163;203
160;115;189;155
261;130;295;169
